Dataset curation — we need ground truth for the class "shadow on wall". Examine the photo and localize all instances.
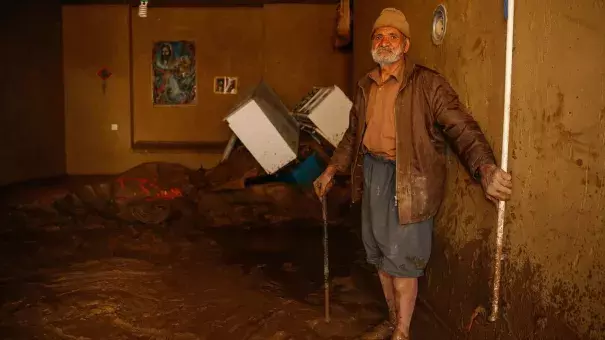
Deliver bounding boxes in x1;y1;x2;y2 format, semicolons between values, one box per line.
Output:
0;1;66;186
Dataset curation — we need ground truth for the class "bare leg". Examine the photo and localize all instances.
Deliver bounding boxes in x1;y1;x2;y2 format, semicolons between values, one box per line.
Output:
392;277;418;339
359;269;398;340
378;270;397;324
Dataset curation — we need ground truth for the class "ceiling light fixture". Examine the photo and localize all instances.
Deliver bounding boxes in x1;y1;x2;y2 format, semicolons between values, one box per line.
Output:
138;0;148;18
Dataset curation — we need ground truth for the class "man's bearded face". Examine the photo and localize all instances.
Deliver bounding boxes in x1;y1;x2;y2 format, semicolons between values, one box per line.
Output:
372;44;404;65
371;27;406;66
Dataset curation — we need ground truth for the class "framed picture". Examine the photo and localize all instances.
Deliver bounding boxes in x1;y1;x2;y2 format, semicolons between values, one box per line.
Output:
214;76;238;95
152;41;197;106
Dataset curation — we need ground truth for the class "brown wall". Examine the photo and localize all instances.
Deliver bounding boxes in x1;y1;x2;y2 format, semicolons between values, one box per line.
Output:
0;3;66;186
355;1;604;339
63;4;350;175
507;0;604;337
263;4;350;107
131;7;264;143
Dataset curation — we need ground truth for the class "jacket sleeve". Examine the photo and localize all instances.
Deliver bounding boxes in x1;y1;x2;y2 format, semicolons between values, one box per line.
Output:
328;87;361;173
424;72;497;180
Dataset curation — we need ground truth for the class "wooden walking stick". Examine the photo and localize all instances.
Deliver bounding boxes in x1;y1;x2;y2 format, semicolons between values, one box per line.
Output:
321;196;331;322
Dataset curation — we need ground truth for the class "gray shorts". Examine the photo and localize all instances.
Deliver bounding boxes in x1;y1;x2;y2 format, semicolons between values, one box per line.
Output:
361;153;433;278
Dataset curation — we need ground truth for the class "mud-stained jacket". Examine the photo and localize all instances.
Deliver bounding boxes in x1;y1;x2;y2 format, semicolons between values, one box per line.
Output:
329;58;497;225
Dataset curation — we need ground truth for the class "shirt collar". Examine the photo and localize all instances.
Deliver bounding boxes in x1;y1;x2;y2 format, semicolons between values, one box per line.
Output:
368;60;405;85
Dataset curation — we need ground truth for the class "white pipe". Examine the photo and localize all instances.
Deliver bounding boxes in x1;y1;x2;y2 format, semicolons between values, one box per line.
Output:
488;0;515;323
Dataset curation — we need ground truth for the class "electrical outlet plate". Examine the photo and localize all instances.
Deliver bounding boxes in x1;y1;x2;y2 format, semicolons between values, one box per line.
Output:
111;124;118;131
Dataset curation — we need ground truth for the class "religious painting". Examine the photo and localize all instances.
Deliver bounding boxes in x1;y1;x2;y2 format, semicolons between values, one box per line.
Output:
214;76;238;95
152;41;196;106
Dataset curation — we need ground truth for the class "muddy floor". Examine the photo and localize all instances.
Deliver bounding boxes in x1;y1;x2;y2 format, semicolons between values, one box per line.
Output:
0;179;449;340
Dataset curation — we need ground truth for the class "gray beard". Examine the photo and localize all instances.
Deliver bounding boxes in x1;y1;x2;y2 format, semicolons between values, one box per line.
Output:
371;47;403;66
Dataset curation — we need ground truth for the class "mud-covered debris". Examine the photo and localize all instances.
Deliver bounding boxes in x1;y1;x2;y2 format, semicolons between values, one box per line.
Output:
196;182;349;228
19;162;196;226
195;130;334;192
8;145;352;229
194;145;265;191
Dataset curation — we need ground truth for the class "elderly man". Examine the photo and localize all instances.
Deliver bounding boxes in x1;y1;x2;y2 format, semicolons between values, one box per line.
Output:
313;8;513;340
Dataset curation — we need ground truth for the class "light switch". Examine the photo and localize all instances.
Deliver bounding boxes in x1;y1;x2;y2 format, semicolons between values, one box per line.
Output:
111;124;118;131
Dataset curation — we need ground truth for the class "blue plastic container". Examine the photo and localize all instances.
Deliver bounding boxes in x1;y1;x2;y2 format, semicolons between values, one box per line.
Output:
276;153;325;187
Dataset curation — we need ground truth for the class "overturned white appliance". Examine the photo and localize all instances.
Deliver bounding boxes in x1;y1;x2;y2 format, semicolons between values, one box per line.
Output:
292;85;352;148
224;81;299;175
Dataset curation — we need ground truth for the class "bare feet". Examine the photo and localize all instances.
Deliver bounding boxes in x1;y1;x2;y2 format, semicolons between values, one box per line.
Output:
391;328;409;340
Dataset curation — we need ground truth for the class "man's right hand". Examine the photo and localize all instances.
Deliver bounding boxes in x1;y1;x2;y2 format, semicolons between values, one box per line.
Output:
313;166;337;198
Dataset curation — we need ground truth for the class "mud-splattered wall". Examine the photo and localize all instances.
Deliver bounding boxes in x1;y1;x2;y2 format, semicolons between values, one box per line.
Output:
0;3;66;186
355;1;604;339
506;0;605;337
63;4;349;175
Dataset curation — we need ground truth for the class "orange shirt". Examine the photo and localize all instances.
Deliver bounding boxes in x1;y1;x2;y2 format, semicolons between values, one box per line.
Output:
362;64;404;160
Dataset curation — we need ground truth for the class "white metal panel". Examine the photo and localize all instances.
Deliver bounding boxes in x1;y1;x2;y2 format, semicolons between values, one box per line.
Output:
224;82;299;174
293;85;352;147
307;86;352;147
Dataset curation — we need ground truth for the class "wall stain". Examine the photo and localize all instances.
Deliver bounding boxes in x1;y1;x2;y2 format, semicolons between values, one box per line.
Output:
553;90;565;119
472;37;483;51
562;13;598;32
596;175;603;188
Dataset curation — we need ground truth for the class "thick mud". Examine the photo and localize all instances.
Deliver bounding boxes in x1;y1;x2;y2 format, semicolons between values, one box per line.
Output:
0;179;449;340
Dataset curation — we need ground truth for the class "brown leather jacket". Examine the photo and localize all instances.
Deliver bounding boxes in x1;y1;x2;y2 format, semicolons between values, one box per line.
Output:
329;58;497;224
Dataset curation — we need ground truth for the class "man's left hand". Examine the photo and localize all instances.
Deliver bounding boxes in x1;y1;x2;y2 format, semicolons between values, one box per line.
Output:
479;164;513;204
